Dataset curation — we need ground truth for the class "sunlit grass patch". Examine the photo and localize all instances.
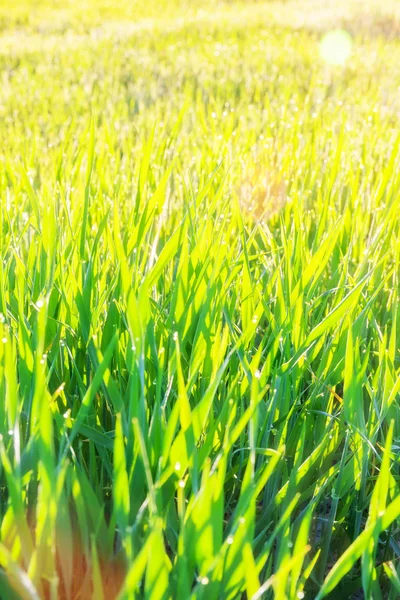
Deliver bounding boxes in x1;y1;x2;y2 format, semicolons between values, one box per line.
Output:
0;0;399;599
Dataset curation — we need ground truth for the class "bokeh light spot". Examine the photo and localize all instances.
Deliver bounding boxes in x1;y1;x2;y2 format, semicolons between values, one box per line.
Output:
320;29;353;66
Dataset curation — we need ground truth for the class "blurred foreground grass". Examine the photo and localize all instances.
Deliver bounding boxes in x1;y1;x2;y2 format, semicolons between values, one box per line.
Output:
0;0;400;598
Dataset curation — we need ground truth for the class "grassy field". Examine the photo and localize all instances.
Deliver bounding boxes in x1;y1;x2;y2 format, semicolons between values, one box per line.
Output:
0;0;400;598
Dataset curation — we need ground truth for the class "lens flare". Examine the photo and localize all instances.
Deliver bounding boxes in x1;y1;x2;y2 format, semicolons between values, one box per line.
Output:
320;29;353;66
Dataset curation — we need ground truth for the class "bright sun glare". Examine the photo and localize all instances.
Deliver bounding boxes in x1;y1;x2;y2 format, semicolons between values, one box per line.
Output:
320;29;353;66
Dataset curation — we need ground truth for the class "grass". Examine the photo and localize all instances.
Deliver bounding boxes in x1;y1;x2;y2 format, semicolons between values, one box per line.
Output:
0;0;400;598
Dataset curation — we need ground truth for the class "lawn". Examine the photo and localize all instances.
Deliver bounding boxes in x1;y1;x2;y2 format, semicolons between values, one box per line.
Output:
0;0;400;598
